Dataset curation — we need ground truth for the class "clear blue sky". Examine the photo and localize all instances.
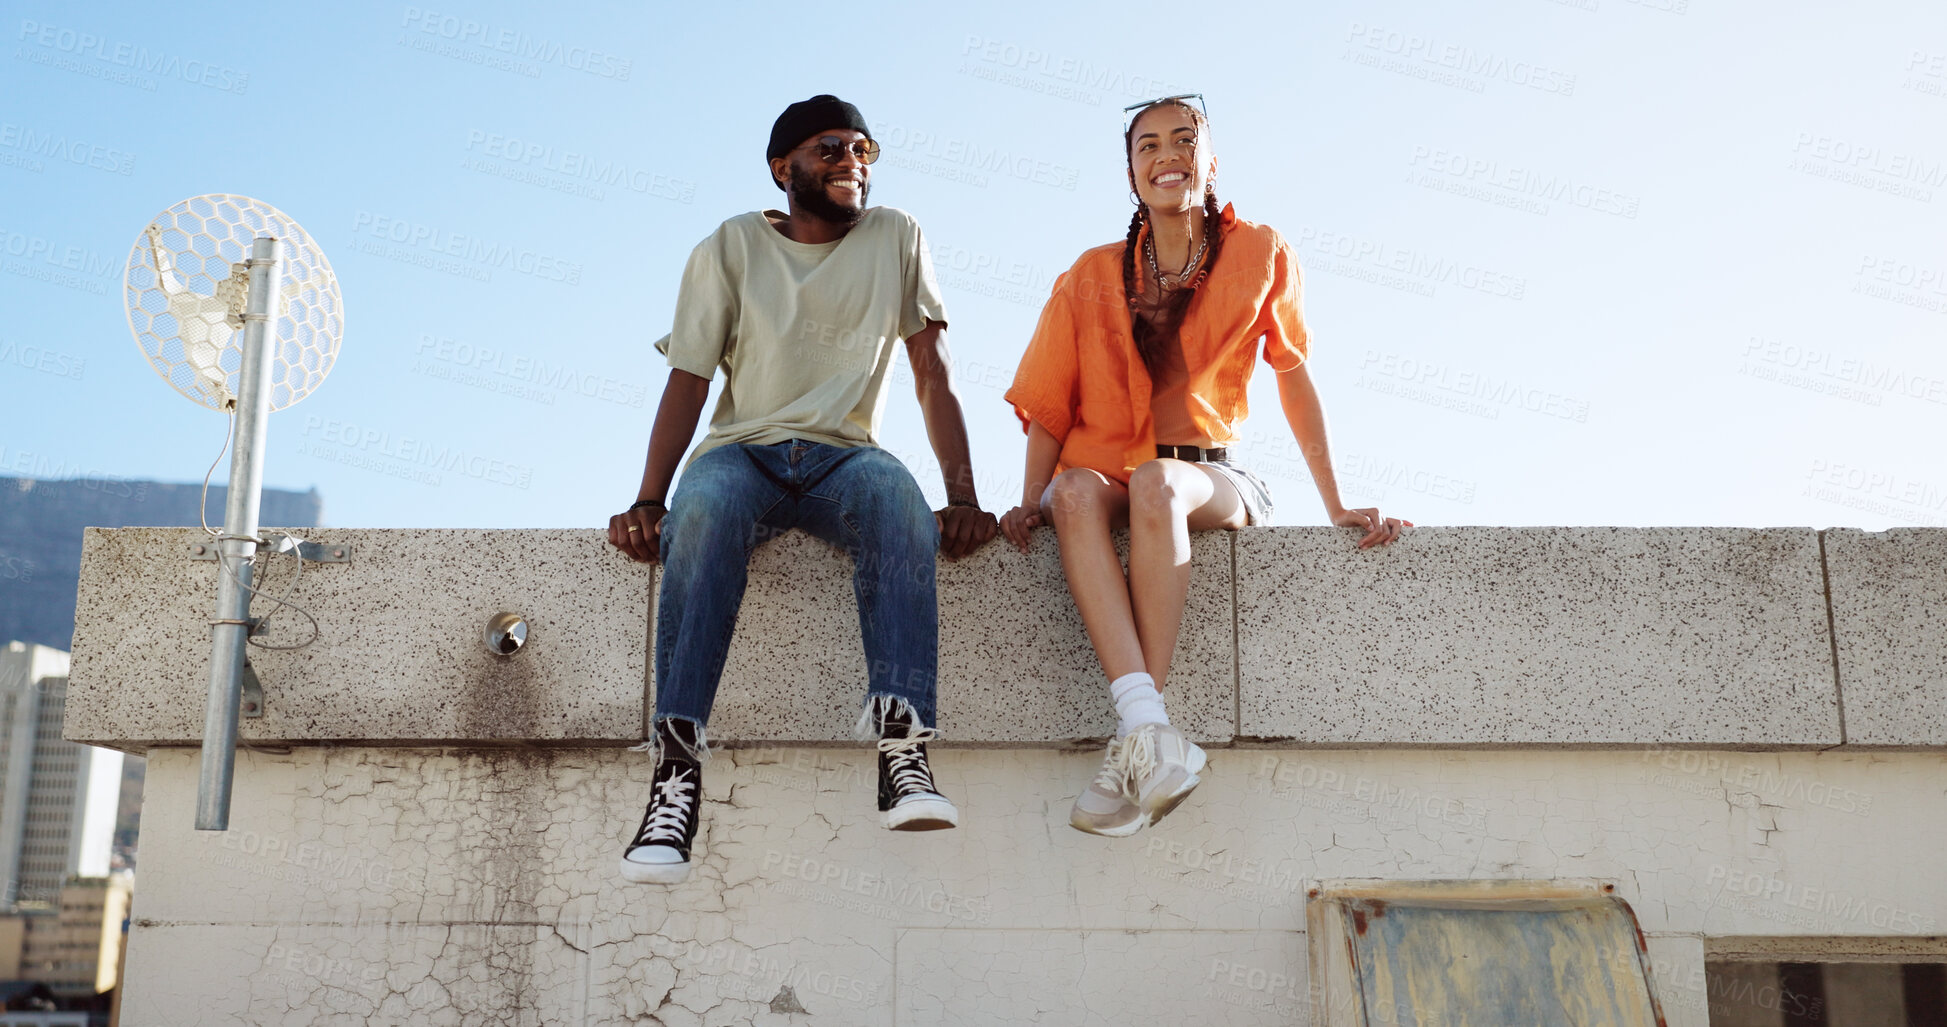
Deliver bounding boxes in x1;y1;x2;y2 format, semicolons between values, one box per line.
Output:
3;0;1943;529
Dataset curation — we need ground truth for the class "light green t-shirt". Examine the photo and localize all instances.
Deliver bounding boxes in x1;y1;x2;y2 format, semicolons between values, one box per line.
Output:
656;206;947;462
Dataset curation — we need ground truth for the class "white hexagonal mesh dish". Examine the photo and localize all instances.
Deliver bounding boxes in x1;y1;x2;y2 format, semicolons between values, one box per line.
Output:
124;194;343;412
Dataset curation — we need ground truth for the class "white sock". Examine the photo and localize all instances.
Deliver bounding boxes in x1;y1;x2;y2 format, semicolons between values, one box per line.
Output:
1110;672;1169;738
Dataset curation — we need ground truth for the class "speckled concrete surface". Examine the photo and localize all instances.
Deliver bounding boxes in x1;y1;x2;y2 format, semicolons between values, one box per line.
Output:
1236;527;1842;745
65;528;650;744
1825;528;1947;746
69;527;1947;751
695;527;1236;746
121;746;1942;1024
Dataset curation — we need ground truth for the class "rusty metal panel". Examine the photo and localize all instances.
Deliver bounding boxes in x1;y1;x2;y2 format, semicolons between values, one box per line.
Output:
1312;881;1666;1027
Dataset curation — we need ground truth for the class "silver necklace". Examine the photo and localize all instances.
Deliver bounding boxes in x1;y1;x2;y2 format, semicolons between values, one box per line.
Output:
1145;218;1209;289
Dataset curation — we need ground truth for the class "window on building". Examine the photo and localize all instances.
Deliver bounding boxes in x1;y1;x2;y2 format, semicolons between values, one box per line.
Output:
1706;939;1947;1027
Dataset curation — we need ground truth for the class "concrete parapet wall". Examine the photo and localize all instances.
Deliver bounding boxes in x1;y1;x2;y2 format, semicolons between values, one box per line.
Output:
67;526;1947;1023
65;526;1941;751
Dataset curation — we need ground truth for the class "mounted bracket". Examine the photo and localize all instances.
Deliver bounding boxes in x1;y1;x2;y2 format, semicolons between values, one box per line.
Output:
240;659;264;718
188;535;351;563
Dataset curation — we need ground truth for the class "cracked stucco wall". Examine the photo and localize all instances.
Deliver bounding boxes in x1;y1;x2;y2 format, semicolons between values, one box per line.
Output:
120;745;1944;1025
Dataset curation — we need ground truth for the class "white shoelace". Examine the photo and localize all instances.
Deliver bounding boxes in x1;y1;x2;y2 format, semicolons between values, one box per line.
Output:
1123;727;1161;792
878;727;940;798
633;765;698;848
1090;737;1131;794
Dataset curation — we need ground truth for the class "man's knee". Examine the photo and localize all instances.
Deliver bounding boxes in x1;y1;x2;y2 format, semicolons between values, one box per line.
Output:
844;450;933;522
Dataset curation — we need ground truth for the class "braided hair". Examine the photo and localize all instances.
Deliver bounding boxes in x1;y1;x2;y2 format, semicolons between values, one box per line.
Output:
1121;100;1226;376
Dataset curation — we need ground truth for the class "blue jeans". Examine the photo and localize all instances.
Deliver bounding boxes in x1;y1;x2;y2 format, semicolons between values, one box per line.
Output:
655;441;941;731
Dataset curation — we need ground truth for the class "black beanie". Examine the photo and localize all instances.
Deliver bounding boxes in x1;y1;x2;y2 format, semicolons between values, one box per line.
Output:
767;94;871;188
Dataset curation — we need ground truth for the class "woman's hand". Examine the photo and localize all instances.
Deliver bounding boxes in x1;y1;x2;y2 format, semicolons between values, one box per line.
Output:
1000;504;1045;552
1331;506;1410;549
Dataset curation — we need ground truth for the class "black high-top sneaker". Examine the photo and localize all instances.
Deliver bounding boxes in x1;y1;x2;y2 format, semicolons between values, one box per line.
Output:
620;721;704;884
872;700;959;831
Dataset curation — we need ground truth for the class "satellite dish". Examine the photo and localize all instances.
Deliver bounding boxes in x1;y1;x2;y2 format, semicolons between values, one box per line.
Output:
120;194;345;833
123;194;342;411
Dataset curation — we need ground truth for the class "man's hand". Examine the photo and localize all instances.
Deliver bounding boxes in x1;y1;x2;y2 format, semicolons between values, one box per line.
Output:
609;505;667;564
999;504;1043;552
936;504;998;559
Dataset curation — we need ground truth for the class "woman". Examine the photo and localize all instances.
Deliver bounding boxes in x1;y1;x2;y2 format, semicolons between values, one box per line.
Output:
1001;95;1407;838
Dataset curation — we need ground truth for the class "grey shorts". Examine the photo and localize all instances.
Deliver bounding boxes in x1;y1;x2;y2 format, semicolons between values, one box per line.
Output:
1040;461;1275;526
1205;460;1275;526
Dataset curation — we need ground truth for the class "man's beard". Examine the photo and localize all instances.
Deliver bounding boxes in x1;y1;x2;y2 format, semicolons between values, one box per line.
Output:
789;163;868;225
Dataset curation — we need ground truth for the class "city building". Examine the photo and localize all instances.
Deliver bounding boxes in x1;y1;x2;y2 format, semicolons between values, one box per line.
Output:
0;645;117;911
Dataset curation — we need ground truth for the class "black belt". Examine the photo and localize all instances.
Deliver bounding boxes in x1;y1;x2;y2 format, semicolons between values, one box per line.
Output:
1156;444;1227;463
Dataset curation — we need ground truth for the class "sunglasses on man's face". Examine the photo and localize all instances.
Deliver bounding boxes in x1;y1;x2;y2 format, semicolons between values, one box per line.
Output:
793;135;881;165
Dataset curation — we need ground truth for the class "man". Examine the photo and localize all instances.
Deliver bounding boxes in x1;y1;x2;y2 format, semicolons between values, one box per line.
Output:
609;95;999;884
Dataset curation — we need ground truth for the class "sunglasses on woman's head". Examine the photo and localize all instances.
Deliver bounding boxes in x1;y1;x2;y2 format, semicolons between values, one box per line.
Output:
1122;93;1208;131
792;135;881;165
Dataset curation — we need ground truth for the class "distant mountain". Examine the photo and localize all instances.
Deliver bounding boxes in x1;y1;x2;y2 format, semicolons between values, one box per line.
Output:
0;477;323;650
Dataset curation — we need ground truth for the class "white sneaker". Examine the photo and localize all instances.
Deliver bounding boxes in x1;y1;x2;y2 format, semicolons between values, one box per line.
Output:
1124;723;1206;826
1069;737;1146;837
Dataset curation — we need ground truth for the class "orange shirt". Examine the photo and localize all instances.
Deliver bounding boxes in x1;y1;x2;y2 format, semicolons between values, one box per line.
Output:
1005;204;1310;483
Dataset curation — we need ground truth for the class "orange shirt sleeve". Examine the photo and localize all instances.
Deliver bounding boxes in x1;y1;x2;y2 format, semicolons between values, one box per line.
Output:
1260;231;1310;372
1006;272;1082;442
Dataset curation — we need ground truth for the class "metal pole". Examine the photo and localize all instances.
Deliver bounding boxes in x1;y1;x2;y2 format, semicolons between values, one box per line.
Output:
196;236;283;831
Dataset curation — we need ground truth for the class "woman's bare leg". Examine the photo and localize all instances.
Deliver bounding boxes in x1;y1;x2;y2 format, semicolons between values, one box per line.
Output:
1125;460;1247;689
1042;468;1143;680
